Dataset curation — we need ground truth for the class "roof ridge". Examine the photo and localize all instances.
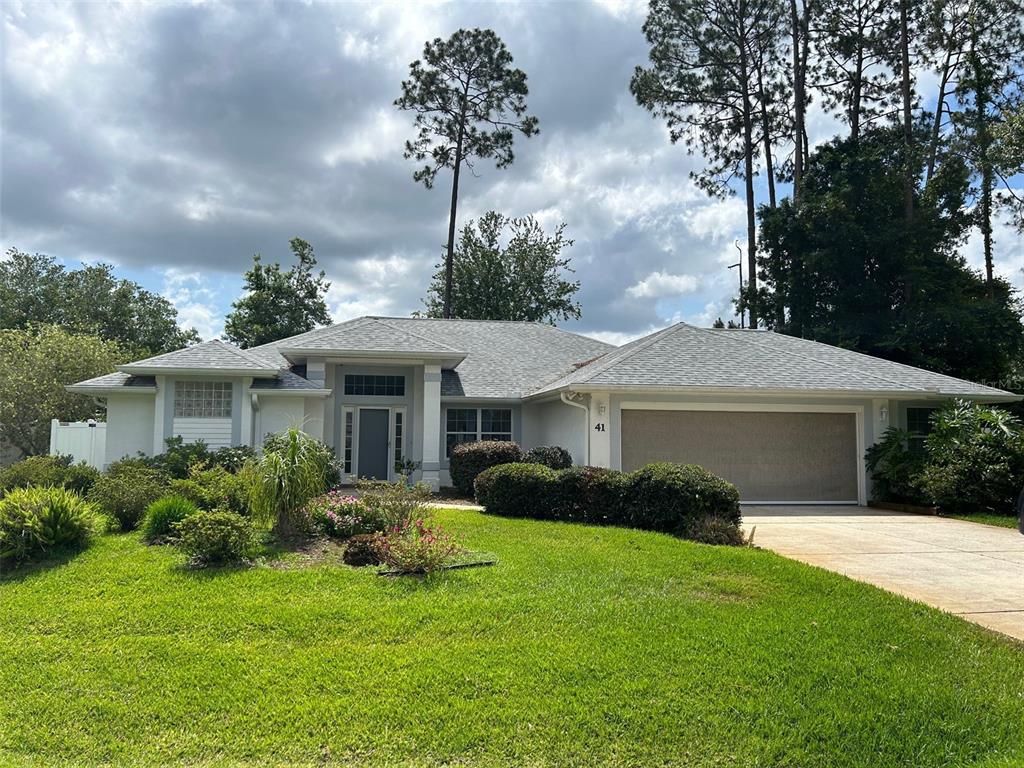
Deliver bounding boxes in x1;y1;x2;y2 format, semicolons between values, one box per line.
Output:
703;327;926;392
535;322;683;391
370;317;464;353
211;339;281;369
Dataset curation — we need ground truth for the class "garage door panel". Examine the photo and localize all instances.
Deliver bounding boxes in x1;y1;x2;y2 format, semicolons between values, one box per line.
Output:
620;410;858;502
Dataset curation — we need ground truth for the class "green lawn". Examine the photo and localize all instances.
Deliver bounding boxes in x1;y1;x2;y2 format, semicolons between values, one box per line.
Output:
944;512;1020;529
2;509;1023;768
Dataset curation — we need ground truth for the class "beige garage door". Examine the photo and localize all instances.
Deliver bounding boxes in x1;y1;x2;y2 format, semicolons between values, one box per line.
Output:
620;409;859;502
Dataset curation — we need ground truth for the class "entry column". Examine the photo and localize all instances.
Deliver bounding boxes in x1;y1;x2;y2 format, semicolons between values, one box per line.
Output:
420;364;442;490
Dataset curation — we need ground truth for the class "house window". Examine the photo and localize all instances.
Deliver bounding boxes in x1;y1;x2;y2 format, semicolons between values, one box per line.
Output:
173;381;232;419
445;407;513;456
343;408;354;474
344;374;405;397
907;407;935;454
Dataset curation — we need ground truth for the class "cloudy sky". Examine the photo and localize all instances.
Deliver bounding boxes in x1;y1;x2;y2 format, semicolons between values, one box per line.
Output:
3;1;1022;345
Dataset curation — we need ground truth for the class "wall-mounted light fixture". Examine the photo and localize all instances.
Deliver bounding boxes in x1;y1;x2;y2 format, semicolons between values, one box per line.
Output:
879;406;888;422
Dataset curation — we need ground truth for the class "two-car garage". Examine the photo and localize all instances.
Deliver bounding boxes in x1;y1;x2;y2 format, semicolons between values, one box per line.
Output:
620;406;862;503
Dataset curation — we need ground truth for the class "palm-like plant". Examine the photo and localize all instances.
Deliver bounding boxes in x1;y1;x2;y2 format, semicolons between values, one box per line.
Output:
246;428;330;536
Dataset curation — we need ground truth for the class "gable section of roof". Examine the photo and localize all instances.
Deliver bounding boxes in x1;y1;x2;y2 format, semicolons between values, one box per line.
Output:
529;323;1016;398
264;316;464;355
119;339;280;374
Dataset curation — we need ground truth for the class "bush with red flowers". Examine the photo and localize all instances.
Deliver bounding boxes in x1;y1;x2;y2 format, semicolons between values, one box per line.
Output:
372;517;464;574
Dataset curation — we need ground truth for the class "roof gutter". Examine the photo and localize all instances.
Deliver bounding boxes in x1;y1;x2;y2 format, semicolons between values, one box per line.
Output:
560;392;589;465
529;384;1021;403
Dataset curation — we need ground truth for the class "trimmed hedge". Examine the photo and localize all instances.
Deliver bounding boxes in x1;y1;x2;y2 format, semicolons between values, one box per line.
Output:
524;445;573;471
173;509;254;567
474;461;742;543
449;441;523;496
627;463;741;532
474;463;559;518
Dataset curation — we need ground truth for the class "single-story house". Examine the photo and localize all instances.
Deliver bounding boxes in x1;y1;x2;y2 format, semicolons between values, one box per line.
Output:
68;316;1017;504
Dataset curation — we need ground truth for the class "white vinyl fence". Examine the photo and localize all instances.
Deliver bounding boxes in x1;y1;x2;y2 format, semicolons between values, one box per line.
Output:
50;419;106;469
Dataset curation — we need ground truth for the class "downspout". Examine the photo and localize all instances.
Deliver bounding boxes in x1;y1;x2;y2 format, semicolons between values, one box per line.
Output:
560;391;589;466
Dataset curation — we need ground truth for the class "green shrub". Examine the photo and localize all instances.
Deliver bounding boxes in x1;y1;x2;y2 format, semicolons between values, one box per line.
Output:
626;463;741;533
524;445;573;471
475;461;743;544
474;463;558;518
169;465;248;514
551;466;628;524
88;466;170;531
173;509;255;567
0;454;100;496
305;491;372;538
208;445;256;473
0;486;99;564
865;427;926;503
141;495;199;544
917;400;1024;516
144;437;211;479
450;441;523;496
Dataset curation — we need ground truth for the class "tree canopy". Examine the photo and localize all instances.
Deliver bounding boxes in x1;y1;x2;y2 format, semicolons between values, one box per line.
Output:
223;238;332;349
0;325;128;456
421;212;581;324
396;28;538;319
0;248;199;356
756;128;1022;383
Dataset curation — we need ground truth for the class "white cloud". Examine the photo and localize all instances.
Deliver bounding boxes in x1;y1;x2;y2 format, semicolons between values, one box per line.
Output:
161;268;223;340
626;271;700;299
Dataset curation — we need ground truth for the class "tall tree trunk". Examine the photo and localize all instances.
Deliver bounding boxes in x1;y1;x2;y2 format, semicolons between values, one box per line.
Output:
444;123;466;319
740;43;758;328
756;68;777;208
851;45;864;140
926;51;953;183
790;0;805;204
899;0;914;222
976;74;994;292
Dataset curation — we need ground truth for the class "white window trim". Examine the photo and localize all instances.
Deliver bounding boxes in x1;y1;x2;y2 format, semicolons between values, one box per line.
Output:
445;406;514;457
618;401;866;506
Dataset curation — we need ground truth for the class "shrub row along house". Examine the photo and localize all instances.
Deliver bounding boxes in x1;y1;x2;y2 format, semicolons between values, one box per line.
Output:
68;317;1017;504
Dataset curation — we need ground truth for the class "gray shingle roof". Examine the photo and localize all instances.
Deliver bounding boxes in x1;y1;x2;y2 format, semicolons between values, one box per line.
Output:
250;370;326;391
373;318;615;398
66;372;156;391
119;339;280;374
253;316;463;357
530;323;1015;398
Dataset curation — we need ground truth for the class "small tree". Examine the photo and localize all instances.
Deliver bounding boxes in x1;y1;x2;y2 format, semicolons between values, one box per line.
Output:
421;212;581;323
0;326;128;456
396;28;539;319
223;238;332;349
245;428;331;537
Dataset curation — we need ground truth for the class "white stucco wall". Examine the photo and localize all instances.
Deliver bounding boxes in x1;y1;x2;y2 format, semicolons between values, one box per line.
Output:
521;398;588;466
105;394;156;466
255;398;309;447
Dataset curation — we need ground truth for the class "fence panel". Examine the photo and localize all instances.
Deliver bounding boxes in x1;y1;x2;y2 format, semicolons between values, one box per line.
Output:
50;420;106;469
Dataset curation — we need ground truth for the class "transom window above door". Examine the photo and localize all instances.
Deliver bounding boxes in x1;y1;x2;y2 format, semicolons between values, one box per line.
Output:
173;381;232;419
344;374;405;397
446;407;513;456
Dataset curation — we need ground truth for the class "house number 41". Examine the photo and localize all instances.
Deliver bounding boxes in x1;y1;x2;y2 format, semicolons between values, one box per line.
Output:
594;423;606;432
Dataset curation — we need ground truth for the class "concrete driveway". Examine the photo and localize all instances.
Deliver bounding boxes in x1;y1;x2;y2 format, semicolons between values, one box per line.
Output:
742;506;1024;641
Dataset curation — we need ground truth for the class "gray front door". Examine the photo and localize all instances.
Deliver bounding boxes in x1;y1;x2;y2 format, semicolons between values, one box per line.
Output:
357;408;390;480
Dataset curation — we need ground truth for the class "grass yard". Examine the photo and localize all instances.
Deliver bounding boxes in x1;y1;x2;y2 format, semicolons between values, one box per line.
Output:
2;508;1023;768
944;512;1020;529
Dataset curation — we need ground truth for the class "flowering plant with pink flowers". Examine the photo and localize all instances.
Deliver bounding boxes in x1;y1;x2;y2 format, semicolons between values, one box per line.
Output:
372;516;464;574
304;491;370;538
